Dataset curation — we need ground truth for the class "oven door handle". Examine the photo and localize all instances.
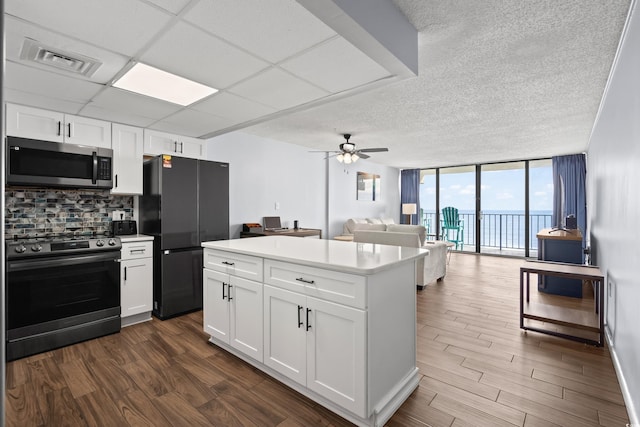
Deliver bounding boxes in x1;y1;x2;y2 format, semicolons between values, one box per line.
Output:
8;252;120;272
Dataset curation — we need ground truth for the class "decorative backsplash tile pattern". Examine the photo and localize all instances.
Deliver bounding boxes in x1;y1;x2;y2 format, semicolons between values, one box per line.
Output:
5;187;134;239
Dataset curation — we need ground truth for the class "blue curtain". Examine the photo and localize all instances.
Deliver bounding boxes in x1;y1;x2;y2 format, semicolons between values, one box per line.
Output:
552;154;587;246
400;169;420;224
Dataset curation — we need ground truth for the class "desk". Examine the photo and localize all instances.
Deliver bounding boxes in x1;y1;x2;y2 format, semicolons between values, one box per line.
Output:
537;228;583;297
520;260;604;346
241;228;322;239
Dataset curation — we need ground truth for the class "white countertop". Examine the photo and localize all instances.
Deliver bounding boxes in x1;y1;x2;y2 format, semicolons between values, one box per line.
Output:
202;236;428;275
119;234;154;243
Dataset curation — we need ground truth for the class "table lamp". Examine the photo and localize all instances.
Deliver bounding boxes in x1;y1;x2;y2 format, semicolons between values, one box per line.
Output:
402;203;417;225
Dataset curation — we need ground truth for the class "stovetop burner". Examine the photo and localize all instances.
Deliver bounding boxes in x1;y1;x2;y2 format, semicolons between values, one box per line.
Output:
6;232;121;260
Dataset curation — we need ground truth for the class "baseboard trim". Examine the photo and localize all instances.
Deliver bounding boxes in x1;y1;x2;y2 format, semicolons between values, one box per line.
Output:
606;328;638;426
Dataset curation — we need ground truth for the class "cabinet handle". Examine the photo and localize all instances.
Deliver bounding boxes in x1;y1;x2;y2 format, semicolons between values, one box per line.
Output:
222;261;235;266
67;123;72;138
180;142;184;153
174;141;178;153
129;249;146;254
115;174;118;188
296;277;315;285
222;282;227;300
124;266;127;281
297;305;303;328
57;121;62;136
306;308;312;331
228;284;233;301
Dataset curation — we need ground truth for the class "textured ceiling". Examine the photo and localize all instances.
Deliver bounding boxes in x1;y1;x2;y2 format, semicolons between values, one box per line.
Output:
244;0;632;168
2;0;632;169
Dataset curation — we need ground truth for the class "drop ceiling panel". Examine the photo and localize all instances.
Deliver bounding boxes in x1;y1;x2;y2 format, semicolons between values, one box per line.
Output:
87;88;183;120
145;0;192;15
192;92;277;123
184;0;337;63
4;16;129;84
150;109;233;137
5;61;104;104
80;104;158;128
140;21;269;89
3;88;86;115
229;68;329;110
5;0;172;56
281;37;391;93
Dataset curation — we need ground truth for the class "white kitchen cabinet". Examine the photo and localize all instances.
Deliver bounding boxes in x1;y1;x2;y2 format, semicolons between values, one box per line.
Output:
120;238;153;327
204;269;263;362
202;236;426;427
6;103;111;148
143;129;207;159
263;284;365;415
111;124;143;195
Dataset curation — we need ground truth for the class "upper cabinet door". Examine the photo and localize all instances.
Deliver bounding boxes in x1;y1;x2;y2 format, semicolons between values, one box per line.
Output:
111;124;144;195
143;129;176;156
64;114;112;149
144;129;207;159
6;103;65;142
5;104;111;148
178;136;207;159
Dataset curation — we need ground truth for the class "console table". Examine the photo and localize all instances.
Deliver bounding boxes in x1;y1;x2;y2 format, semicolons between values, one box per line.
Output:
241;228;322;239
520;260;604;346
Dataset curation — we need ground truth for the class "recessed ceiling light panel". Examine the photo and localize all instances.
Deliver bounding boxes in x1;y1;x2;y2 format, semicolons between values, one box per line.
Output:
112;63;218;106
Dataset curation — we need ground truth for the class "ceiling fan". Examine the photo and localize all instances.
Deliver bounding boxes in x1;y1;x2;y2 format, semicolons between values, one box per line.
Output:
320;134;389;164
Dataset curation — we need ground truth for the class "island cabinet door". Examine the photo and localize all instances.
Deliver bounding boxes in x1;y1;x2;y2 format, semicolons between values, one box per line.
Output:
203;269;230;342
263;285;307;385
306;296;367;418
229;276;263;362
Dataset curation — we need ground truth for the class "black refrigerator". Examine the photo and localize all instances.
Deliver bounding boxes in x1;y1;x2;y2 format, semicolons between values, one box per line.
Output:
140;155;229;319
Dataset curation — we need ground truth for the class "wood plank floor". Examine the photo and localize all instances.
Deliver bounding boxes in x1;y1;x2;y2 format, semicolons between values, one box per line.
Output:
5;254;630;426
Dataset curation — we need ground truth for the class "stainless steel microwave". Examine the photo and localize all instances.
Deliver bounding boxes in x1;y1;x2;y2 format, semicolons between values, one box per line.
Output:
6;136;113;189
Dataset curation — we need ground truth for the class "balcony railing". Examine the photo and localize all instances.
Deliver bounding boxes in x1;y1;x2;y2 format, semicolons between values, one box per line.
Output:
420;211;553;252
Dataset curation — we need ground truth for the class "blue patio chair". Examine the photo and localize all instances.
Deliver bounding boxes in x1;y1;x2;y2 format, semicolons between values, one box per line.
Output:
441;206;464;250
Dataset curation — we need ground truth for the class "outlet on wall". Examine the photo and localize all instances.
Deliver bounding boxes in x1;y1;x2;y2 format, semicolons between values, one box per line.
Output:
112;210;126;220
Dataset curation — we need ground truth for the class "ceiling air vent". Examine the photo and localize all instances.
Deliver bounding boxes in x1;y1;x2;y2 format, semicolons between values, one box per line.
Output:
20;38;102;77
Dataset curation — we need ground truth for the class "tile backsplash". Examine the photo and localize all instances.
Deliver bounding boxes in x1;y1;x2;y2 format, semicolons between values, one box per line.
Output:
5;187;134;239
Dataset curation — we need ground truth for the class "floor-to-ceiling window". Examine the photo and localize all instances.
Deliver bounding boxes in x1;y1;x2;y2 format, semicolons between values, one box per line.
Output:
439;166;476;251
418;158;552;257
528;159;554;257
480;162;525;255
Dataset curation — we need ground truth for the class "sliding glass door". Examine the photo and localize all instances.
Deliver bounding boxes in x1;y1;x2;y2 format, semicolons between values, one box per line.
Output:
439;166;475;251
480;162;525;255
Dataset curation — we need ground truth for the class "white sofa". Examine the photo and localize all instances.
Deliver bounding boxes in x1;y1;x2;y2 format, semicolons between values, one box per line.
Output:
348;219;447;289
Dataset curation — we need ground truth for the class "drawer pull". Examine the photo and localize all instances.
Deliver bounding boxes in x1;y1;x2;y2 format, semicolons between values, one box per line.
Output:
130;249;146;254
296;277;315;285
306;308;312;331
297;305;303;328
222;261;235;266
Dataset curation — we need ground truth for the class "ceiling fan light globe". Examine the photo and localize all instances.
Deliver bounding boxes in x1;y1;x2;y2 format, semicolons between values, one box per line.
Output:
352;153;359;162
344;153;352;164
336;153;344;163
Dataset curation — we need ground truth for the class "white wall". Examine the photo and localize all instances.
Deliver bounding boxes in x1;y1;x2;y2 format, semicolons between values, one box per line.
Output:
207;131;400;239
587;1;639;424
327;158;400;237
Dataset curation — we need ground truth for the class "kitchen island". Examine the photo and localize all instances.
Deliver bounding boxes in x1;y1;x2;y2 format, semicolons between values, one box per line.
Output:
201;236;428;427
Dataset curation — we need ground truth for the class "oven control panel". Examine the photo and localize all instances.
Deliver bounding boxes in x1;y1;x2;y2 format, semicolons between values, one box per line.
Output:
7;236;122;260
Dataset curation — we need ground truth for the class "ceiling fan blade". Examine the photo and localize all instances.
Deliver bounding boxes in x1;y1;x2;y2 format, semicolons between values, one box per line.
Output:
356;152;370;159
309;150;340;153
358;147;389;153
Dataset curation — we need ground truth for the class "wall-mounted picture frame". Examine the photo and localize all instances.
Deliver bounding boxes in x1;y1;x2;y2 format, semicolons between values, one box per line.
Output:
357;172;381;201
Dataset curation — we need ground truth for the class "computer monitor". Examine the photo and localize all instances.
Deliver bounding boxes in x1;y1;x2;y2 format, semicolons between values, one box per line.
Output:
263;216;282;231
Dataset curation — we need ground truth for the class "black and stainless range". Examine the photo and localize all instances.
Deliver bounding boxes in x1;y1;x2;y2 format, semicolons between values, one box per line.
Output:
5;234;122;361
